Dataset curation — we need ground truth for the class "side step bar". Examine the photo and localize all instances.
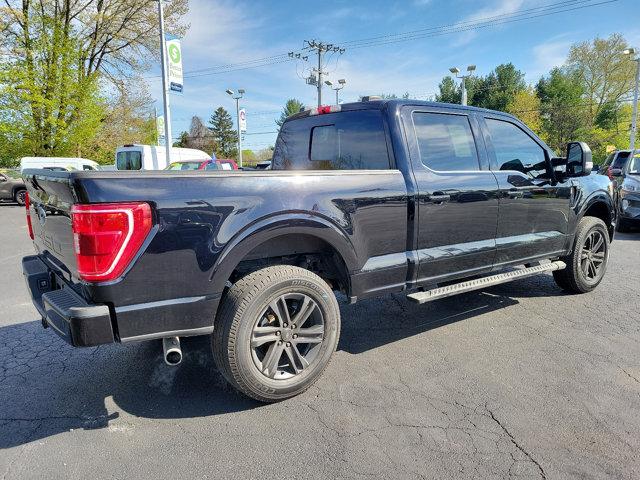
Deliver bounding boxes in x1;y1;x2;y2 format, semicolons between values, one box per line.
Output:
407;261;566;305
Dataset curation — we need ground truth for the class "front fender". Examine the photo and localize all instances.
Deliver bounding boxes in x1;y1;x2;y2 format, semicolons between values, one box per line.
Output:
577;189;614;220
208;212;358;294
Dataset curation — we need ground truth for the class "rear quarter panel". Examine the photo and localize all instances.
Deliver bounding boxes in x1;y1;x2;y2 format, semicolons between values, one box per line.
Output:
74;170;409;309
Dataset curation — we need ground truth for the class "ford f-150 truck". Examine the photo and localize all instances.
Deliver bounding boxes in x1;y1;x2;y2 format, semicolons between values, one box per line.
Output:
21;99;614;402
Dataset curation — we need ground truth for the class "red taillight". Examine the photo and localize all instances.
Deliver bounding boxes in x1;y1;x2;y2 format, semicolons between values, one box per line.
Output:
71;202;152;282
25;192;34;240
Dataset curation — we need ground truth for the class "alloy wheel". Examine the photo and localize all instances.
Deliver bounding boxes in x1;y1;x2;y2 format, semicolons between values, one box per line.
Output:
580;230;606;281
250;293;325;380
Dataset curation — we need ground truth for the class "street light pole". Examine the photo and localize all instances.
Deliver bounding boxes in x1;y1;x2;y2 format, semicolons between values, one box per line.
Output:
157;0;172;165
226;88;245;167
324;79;346;105
449;65;476;106
625;48;639;151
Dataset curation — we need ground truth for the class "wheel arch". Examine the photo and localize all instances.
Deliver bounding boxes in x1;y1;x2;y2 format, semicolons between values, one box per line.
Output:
579;192;615;240
12;185;26;197
209;213;358;296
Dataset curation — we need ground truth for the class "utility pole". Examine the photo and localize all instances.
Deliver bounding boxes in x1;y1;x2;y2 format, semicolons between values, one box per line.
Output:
158;0;172;164
296;41;344;107
449;65;476;106
624;48;639;151
226;88;245;167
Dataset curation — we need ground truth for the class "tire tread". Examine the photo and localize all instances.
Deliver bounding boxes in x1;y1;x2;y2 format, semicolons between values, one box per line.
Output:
213;265;339;402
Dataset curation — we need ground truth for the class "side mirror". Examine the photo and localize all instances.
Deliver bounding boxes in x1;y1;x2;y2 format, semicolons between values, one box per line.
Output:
610;168;623;177
566;141;592;176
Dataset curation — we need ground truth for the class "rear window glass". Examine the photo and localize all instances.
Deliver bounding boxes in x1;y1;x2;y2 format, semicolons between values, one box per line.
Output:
272;110;390;170
117;151;142;170
413;112;479;171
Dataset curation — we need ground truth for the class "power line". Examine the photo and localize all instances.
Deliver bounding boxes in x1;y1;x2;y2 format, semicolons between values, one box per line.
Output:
343;0;597;48
146;0;615;80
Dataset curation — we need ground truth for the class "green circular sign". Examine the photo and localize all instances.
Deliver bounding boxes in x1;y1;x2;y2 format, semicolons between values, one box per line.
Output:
168;44;181;64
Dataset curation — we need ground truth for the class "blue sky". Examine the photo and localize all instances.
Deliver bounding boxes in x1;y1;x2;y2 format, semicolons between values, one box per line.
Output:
145;0;640;151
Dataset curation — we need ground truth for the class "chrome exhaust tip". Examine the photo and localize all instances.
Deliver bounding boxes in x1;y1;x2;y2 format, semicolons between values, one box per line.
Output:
162;336;182;366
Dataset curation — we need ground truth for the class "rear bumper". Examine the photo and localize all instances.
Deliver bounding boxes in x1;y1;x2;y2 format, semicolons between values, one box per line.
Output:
22;255;114;347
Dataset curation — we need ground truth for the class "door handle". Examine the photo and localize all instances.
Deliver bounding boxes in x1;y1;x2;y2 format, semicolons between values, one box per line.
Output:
429;191;451;204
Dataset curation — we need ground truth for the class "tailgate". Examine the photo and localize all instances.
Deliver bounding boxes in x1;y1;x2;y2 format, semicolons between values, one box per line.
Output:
23;170;78;277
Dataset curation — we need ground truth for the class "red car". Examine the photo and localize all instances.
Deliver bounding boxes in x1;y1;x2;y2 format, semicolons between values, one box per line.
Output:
165;159;238;171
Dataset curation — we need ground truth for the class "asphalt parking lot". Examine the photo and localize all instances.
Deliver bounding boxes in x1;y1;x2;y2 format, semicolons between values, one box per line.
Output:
0;203;639;480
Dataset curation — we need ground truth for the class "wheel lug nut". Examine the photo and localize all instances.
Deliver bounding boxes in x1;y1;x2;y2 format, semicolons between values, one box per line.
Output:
293;334;298;339
283;323;288;327
276;331;281;336
286;342;291;347
292;324;296;329
278;341;283;345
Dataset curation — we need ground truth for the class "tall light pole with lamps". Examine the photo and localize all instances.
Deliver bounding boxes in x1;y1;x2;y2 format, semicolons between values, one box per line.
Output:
449;65;476;106
324;79;347;104
226;88;245;167
624;48;639;151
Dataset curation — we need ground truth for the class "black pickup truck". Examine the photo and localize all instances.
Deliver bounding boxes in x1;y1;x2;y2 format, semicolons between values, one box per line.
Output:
22;100;614;402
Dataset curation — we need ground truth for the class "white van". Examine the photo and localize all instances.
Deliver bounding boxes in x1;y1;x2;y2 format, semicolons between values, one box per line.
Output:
115;145;211;171
20;157;101;172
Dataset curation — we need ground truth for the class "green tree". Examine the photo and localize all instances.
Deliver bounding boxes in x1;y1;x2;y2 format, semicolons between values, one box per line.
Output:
209;107;237;159
276;99;305;127
435;76;461;104
506;87;543;136
173;131;189;148
0;0;187;159
241;149;257;166
472;63;526;111
536;67;587;153
84;82;156;164
566;33;636;125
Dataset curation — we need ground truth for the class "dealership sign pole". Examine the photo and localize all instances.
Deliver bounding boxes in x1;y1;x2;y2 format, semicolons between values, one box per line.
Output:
158;0;172;162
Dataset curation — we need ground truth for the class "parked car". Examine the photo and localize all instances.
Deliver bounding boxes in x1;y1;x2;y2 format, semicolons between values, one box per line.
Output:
21;99;614;402
254;160;272;170
20;157;101;172
0;169;26;205
218;159;239;170
598;149;639;180
613;152;640;232
165;159;226;171
115;145;211;171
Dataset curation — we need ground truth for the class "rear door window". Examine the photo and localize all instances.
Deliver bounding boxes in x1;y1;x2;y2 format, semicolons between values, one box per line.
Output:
273;110;391;170
412;112;479;171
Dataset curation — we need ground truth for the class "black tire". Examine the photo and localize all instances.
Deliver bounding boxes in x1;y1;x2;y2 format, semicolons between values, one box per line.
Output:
14;189;26;206
212;265;340;402
553;216;610;294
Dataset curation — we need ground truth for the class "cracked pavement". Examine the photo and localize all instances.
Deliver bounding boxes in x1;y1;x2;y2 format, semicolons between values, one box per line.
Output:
1;204;639;479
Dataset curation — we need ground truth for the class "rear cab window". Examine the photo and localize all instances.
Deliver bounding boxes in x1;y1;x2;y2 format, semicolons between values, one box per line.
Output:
412;112;480;171
272;109;391;170
116;151;142;170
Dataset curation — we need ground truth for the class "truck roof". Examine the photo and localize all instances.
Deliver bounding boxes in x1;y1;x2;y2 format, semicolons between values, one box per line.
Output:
286;99;520;123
